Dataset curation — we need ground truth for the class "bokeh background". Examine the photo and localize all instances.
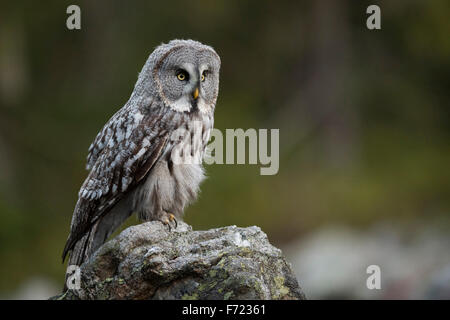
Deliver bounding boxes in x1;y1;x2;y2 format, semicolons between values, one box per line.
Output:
1;0;449;299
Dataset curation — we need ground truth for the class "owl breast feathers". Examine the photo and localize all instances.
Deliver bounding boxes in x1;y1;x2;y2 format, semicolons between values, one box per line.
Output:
62;40;220;269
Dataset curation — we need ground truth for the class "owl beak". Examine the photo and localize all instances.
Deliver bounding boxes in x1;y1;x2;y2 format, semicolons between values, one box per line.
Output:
193;87;199;100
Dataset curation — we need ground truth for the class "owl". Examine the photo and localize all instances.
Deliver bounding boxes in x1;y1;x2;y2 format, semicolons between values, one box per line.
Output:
62;39;221;269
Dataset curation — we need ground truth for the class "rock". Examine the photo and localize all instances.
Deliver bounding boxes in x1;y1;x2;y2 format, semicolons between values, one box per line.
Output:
54;221;305;300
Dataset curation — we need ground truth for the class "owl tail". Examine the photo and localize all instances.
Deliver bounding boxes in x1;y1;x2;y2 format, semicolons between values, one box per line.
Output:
62;222;97;292
62;204;133;292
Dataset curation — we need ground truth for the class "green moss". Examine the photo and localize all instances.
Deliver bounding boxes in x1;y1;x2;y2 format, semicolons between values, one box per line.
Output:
182;293;199;300
217;257;227;267
208;281;218;290
224;291;233;300
239;247;252;255
197;281;210;292
273;276;290;297
209;269;217;278
97;289;111;300
253;279;262;294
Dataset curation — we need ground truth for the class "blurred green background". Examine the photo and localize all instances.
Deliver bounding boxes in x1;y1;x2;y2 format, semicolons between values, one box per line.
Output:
0;0;449;298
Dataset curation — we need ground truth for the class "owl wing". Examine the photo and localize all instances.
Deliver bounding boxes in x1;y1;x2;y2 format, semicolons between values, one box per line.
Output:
62;103;180;262
85;103;134;171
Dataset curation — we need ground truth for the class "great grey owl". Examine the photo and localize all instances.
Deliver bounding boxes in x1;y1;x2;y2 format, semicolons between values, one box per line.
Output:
62;39;221;270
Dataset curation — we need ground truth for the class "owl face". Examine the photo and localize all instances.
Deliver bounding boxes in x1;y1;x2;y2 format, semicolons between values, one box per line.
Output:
153;44;220;113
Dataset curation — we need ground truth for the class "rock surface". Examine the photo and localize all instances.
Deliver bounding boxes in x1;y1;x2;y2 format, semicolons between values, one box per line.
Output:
54;221;305;300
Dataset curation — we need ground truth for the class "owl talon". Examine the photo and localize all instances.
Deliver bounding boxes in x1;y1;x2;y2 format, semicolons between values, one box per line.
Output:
160;212;177;231
161;217;171;231
168;213;178;229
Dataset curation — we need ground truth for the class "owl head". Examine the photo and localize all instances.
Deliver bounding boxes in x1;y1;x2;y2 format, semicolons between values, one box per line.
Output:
134;39;221;114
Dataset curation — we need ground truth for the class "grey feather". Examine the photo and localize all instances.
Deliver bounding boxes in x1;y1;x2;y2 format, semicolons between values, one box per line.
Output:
62;39;221;279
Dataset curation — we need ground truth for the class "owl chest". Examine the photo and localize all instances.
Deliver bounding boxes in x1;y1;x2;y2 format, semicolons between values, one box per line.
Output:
133;112;212;218
168;112;213;165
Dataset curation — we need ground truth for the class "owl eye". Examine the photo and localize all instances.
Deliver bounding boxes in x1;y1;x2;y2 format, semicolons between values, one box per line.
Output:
176;71;188;81
201;71;207;82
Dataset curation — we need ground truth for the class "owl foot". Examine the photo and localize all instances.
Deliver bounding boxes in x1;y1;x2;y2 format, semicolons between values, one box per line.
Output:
169;213;178;229
159;212;178;231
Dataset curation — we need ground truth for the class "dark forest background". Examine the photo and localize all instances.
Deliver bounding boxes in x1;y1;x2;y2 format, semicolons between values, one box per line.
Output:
0;0;449;297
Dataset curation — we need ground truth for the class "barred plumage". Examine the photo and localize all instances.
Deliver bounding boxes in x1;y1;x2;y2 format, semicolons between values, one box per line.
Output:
62;40;220;275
